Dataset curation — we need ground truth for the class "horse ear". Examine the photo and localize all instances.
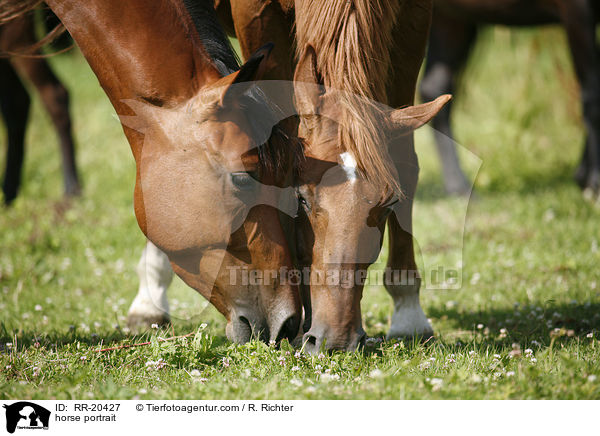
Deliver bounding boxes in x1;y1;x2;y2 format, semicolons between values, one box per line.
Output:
293;44;323;115
389;94;451;135
216;42;274;107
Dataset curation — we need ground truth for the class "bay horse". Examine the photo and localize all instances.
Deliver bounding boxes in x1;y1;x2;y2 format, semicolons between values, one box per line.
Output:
0;11;79;205
1;0;303;344
128;0;448;352
421;0;600;195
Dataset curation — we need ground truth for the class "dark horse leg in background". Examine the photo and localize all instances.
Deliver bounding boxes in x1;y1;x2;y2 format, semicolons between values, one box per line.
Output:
423;0;600;196
0;14;80;205
0;59;30;205
563;0;600;194
419;10;476;195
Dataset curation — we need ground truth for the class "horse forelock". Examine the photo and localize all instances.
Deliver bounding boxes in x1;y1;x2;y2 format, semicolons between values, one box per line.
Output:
295;0;402;196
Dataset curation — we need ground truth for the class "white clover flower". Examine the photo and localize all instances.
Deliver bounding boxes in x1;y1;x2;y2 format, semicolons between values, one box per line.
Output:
151;323;159;329
138;388;148;394
469;350;477;357
524;348;533;357
222;357;230;368
430;378;443;391
317;353;325;359
200;323;208;330
506;371;515;377
190;369;201;377
294;351;302;358
369;369;383;378
477;324;484;330
587;332;594;339
588;375;597;383
34;305;42;312
291;366;300;372
419;361;431;370
290;378;303;387
530;358;537;364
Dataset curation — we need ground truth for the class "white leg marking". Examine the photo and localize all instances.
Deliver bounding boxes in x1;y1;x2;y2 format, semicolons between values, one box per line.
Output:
386;283;433;339
127;240;173;321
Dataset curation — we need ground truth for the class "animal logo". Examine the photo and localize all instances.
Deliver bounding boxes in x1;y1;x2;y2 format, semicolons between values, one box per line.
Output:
2;402;50;434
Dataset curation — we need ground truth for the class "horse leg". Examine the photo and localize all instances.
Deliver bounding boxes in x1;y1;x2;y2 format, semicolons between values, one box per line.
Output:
127;240;173;328
559;0;600;194
420;11;476;195
382;0;435;339
13;56;81;198
0;58;30;205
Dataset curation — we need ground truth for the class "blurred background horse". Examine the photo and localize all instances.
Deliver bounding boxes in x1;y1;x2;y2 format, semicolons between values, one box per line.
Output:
421;0;599;196
0;9;79;205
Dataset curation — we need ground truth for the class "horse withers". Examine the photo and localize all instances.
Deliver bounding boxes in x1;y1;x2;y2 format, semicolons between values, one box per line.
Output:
1;0;302;344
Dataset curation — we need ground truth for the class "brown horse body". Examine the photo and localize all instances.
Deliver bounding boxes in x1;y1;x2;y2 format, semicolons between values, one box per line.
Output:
0;13;79;205
3;0;446;350
421;0;600;195
2;0;303;344
221;0;446;351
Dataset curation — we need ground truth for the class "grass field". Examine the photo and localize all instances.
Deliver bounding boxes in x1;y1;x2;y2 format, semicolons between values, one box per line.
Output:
1;26;599;400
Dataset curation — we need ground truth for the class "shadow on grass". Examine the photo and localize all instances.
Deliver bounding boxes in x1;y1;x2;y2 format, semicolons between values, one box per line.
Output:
426;301;600;345
416;162;577;203
0;320;228;353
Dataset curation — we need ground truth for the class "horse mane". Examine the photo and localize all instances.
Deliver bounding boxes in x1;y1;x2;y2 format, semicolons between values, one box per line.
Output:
180;0;240;74
0;0;299;176
295;0;401;195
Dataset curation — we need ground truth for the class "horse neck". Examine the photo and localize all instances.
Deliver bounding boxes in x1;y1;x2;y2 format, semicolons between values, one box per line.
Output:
46;0;222;155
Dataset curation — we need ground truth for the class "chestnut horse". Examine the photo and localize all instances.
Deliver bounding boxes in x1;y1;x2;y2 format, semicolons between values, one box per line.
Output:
420;0;600;195
0;12;79;205
127;0;448;352
1;0;303;344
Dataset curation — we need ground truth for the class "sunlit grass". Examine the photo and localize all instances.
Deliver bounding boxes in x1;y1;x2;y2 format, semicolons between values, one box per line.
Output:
1;26;599;399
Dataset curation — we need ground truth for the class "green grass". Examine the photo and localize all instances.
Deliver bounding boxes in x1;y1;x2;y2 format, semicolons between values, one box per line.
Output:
1;26;600;399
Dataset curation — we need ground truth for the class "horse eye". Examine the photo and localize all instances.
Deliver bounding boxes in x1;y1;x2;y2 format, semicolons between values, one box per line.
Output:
295;191;310;212
231;172;256;190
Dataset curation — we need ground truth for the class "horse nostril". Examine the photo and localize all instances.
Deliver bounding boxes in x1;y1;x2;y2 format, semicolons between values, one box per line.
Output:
275;315;300;343
304;334;317;346
302;332;321;354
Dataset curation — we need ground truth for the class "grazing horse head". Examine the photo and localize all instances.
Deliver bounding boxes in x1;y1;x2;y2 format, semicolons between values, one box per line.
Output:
123;61;303;344
0;0;303;343
293;44;450;352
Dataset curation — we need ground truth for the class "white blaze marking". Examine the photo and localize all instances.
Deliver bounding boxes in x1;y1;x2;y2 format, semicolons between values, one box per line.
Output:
340;151;357;180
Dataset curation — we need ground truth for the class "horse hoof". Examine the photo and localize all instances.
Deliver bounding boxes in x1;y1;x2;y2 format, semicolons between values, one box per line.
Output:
64;183;82;197
126;312;170;331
